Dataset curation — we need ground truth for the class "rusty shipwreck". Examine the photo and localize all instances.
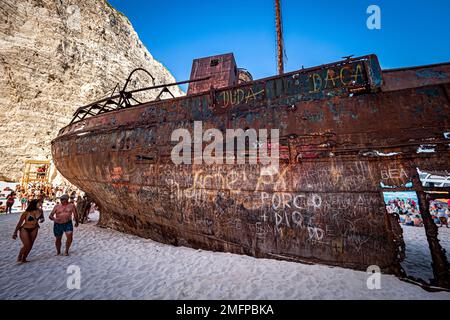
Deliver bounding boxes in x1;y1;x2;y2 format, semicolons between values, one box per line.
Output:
51;52;450;289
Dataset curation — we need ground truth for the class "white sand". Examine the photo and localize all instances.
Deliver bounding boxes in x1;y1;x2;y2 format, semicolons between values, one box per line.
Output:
0;210;449;300
401;224;450;282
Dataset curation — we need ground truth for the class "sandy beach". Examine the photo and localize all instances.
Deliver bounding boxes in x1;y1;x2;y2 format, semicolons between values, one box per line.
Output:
401;224;450;282
0;210;449;300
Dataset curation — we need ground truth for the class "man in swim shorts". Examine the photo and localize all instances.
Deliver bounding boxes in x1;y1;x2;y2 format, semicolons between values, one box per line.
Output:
49;194;79;256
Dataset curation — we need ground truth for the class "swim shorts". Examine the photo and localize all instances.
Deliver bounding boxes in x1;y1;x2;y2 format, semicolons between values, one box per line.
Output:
53;220;73;237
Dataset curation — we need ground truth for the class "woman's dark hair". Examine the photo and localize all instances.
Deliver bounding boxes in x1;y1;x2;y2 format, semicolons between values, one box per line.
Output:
26;199;39;212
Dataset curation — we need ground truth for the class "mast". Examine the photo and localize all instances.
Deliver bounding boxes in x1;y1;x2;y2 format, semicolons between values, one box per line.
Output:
275;0;284;75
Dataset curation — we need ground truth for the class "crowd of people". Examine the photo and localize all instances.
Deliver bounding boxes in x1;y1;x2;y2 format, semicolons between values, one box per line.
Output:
386;197;449;228
386;198;423;226
1;183;85;213
1;182;98;227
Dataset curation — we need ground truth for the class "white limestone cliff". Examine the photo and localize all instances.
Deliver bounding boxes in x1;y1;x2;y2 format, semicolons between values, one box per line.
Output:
0;0;184;181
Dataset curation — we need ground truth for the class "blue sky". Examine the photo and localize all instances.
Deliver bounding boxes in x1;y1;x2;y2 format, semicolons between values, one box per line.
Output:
108;0;450;86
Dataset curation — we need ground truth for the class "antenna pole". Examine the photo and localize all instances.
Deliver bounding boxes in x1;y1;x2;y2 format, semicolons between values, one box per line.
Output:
275;0;284;75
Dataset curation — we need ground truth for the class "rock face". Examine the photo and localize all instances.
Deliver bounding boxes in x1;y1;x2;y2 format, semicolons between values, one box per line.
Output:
0;0;184;182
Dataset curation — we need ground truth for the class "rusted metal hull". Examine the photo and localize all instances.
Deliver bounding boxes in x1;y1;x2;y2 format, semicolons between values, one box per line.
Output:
51;56;450;283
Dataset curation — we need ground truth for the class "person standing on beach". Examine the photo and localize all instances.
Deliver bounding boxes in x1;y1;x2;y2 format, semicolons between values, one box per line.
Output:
20;192;28;211
5;192;15;214
55;188;62;200
49;194;79;256
12;199;44;263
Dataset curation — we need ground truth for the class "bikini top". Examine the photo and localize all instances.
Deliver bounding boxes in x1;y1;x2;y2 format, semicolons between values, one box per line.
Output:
22;210;43;229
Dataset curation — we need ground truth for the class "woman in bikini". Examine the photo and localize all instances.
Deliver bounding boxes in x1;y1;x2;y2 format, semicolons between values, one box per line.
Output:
12;199;44;263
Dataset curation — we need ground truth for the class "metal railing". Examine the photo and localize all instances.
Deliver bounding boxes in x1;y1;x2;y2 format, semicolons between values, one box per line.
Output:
70;68;210;124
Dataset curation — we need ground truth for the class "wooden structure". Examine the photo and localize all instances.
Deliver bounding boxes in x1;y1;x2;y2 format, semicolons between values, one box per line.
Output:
21;160;51;190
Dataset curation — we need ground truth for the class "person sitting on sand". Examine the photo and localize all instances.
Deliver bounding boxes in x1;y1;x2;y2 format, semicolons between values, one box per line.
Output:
49;194;79;256
404;214;414;226
12;199;44;263
437;209;449;228
432;214;441;225
413;214;423;227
